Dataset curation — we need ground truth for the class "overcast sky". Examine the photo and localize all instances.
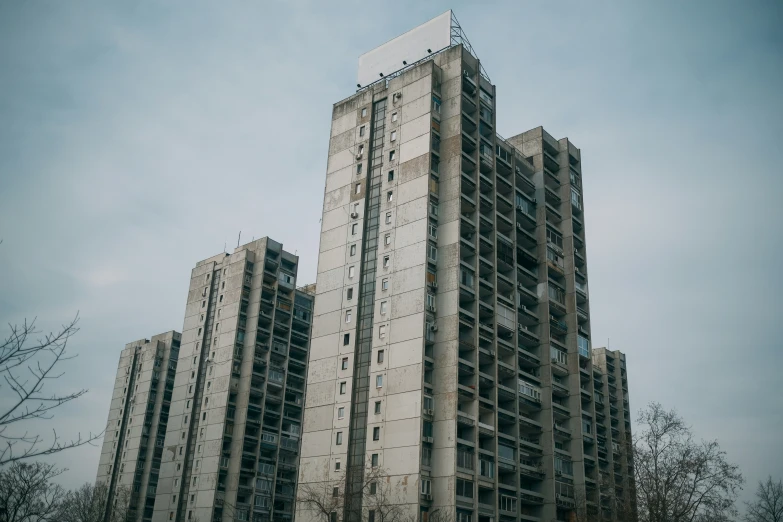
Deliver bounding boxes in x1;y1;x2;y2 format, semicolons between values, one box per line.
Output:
1;0;781;508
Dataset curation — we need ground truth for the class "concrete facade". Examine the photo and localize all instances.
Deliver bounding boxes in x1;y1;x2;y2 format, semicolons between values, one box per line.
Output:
96;331;182;522
591;349;635;519
150;238;314;522
300;33;635;522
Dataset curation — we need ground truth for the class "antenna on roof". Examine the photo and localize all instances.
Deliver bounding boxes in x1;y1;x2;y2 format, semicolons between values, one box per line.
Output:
237;231;241;248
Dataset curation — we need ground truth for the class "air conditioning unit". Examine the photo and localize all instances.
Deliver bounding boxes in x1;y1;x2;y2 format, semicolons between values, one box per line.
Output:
424;409;434;416
429;324;438;332
422;494;432;501
426;304;437;312
356;153;363;160
350;212;358;219
393;92;401;101
422;436;434;443
427;281;438;289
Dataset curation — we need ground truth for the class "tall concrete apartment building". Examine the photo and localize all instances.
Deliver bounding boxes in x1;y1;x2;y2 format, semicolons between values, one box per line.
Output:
96;331;182;522
591;349;635;519
297;11;634;522
149;238;314;522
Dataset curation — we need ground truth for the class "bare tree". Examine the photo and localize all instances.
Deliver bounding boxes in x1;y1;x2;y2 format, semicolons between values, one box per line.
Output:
297;466;419;522
0;314;102;465
0;461;66;522
633;403;743;522
745;476;783;522
57;481;133;522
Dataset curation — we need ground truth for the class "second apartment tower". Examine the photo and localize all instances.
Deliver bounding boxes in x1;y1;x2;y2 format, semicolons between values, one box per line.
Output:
152;238;314;522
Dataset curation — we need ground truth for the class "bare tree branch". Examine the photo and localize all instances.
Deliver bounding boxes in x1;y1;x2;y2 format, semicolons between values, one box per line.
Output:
633;403;743;522
745;476;783;522
57;481;133;522
0;314;103;465
0;461;66;522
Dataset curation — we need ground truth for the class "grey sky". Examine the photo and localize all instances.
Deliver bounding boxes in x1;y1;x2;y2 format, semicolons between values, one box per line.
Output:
1;0;781;508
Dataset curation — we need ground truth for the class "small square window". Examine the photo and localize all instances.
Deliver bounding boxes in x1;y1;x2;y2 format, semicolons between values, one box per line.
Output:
376;375;383;388
387;191;393;202
338;407;345;419
384;234;391;246
380;301;388;315
355;183;361;194
391;112;398;122
343;333;350;346
352;223;357;235
373;427;381;440
375;401;381;414
350;244;357;256
370;482;377;495
357;163;362;175
336;432;343;445
345;310;352;323
347;288;353;300
377;350;385;363
390;130;397;142
333;487;340;498
369;510;376;522
342;357;349;370
340;382;347;394
383;256;390;268
382;278;389;291
361;108;367;117
349;266;355;278
378;326;386;339
359;125;365;137
389;150;395;162
385;212;392;224
371;453;379;467
335;460;341;472
388;170;394;182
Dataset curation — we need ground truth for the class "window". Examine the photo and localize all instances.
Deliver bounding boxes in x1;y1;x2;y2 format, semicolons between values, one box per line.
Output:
384;233;391;246
421;479;431;495
377;350;385;363
456;479;474;499
361;107;367;117
351;223;358;235
341;357;349;370
385;212;392;224
429;201;439;216
373;427;380;440
428;244;437;262
347;288;353;300
350;244;356;256
340;382;347;394
369;482;377;495
374;401;381;414
369;510;376;522
382;278;389;291
378;326;386;339
336;432;343;445
331;513;338;522
380;301;388;315
348;266;355;278
387;191;393;202
376;375;383;388
546;228;563;250
338;407;345;419
389;150;395;162
429;222;437;239
371;453;379;467
383;256;390;268
355;183;361;194
432;96;441;113
391;112;398;122
388;170;394;182
343;333;350;346
335;460;341;471
390;130;397;142
358;144;364;156
345;310;352;323
359;125;365;137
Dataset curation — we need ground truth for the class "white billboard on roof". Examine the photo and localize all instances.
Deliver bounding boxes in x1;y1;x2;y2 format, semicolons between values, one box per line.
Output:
357;10;452;87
